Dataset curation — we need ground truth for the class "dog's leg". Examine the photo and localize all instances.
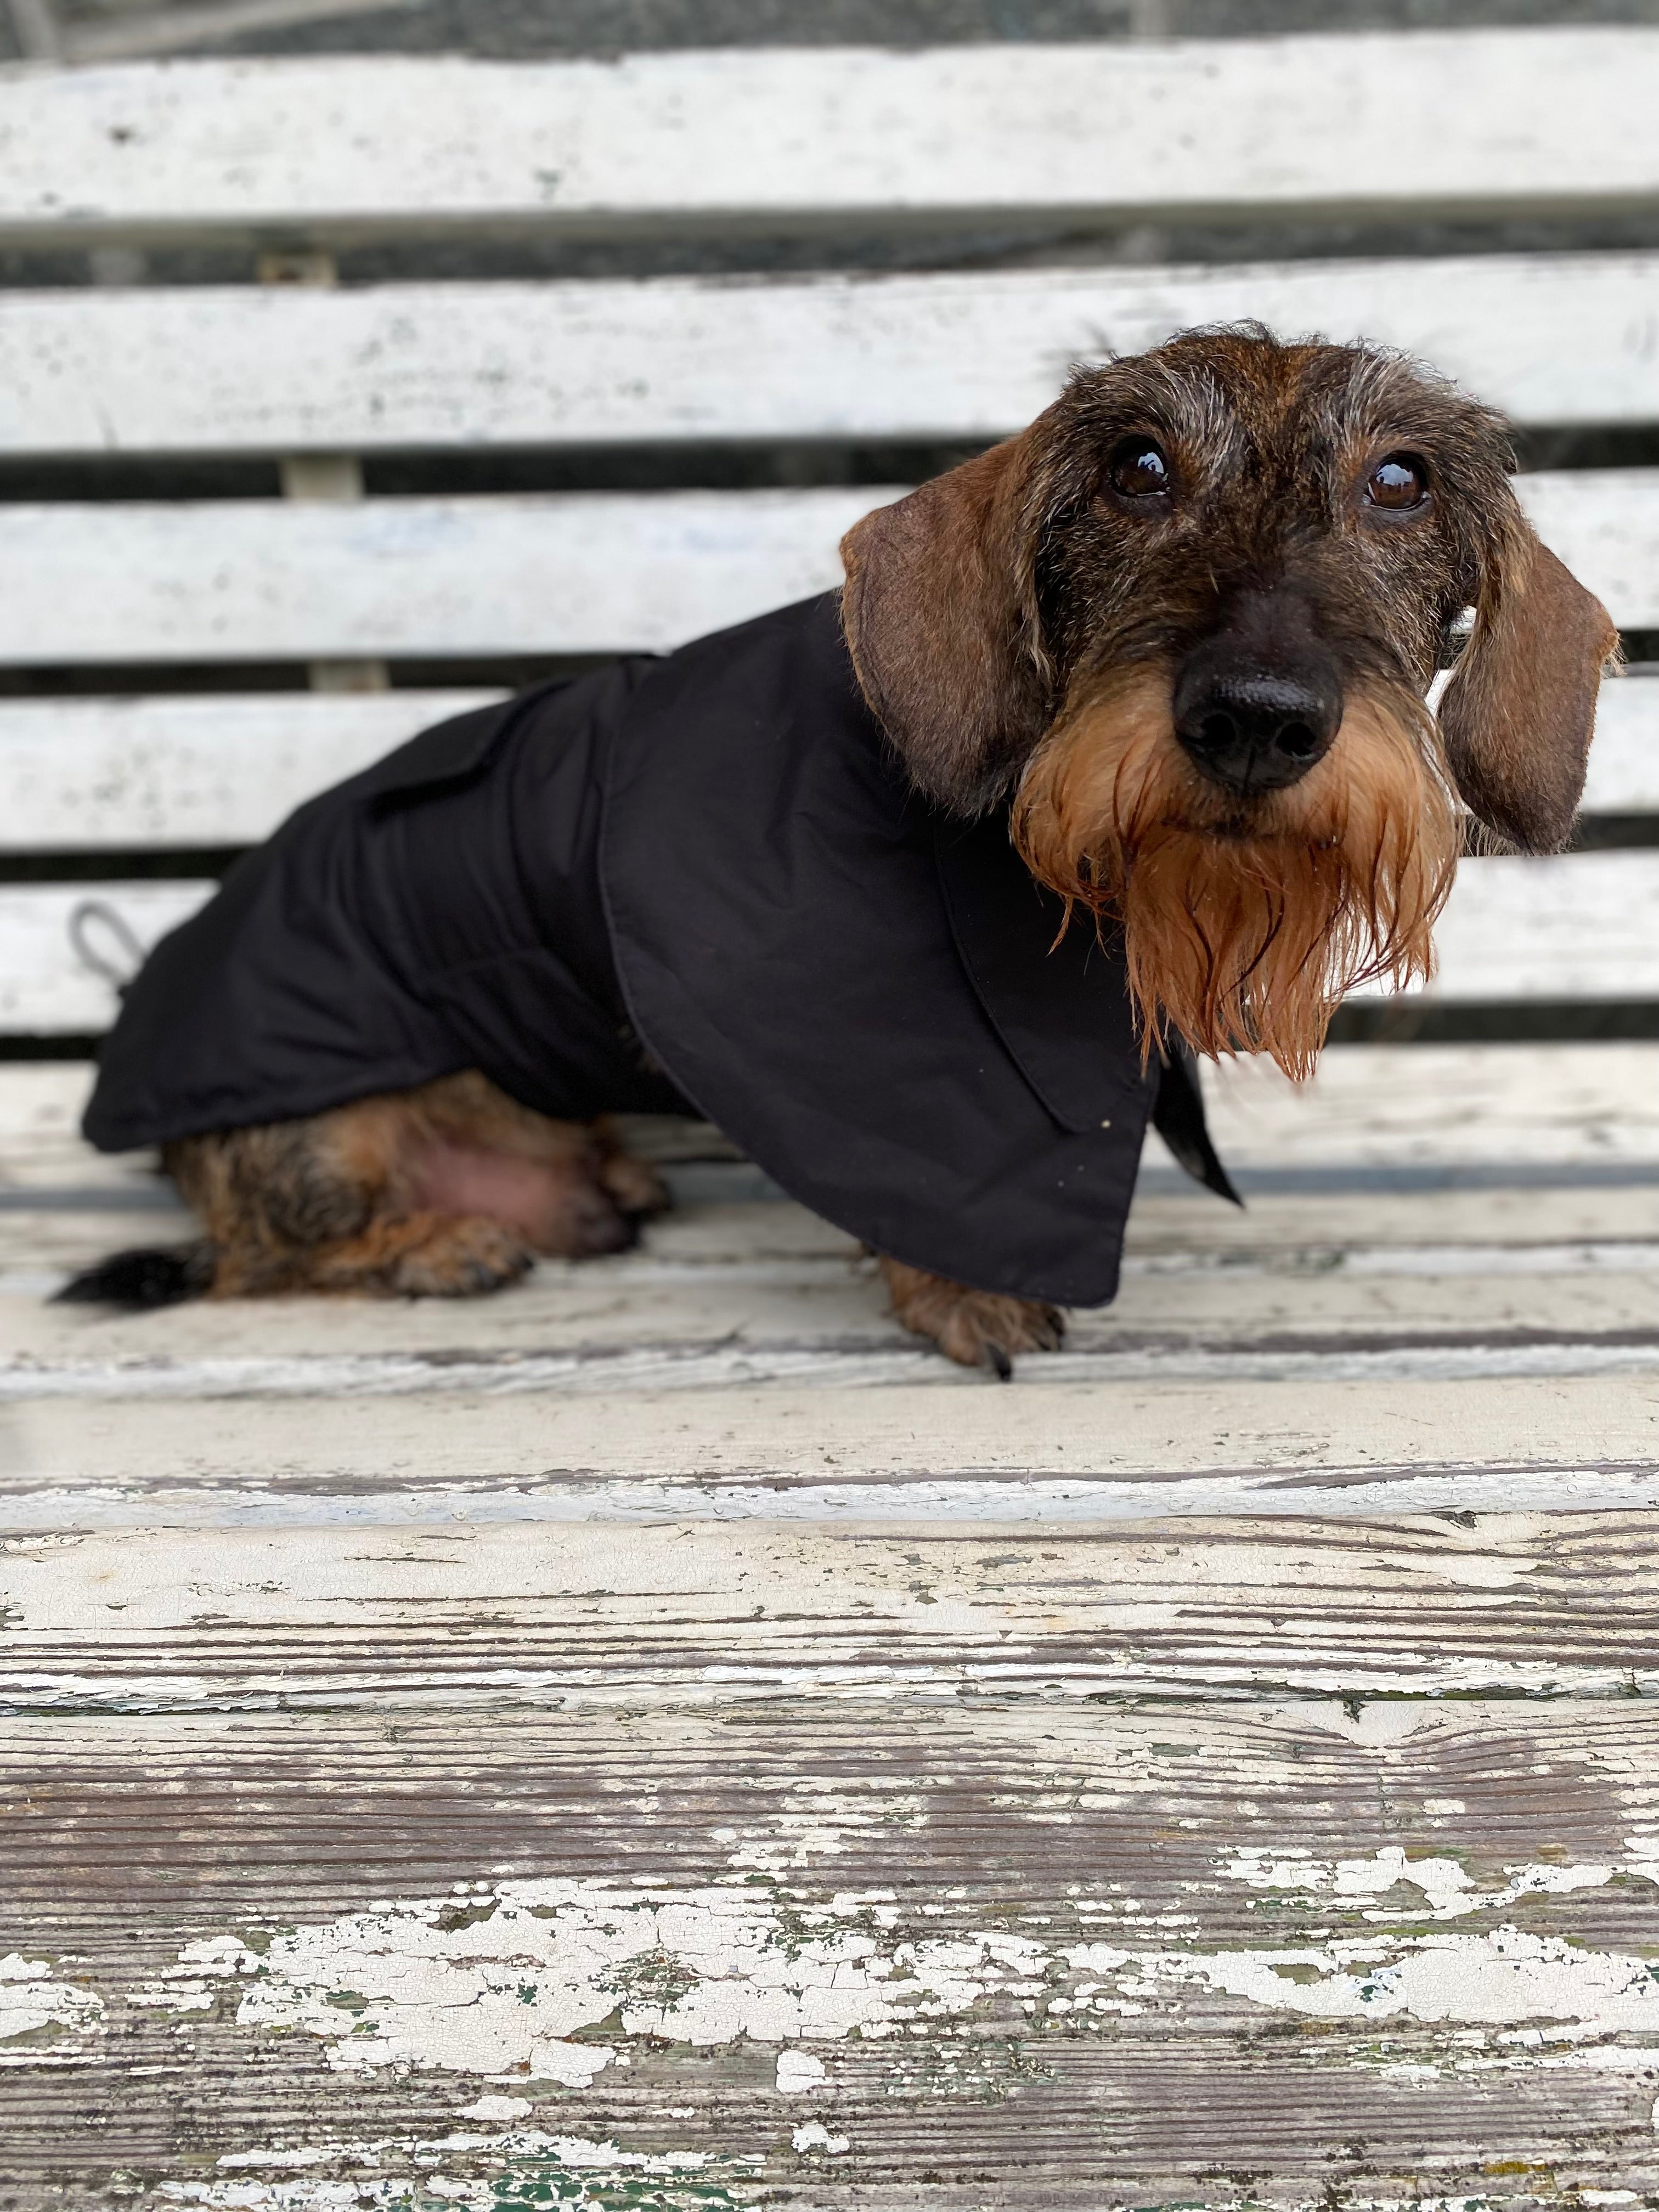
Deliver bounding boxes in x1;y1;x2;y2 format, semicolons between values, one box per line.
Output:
407;1074;669;1249
166;1102;537;1297
301;1211;535;1297
878;1257;1065;1377
591;1115;673;1222
77;1078;671;1308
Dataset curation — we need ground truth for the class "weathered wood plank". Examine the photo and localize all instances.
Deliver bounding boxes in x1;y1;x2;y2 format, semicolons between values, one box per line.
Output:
14;846;1659;1035
14;1046;1659;1205
0;472;1641;670
3;35;1656;245
11;1173;1659;1370
4;674;1654;855
5;1697;1659;2203
0;882;210;1031
0;490;883;667
1579;674;1659;814
0;690;504;852
9;1366;1659;1527
7;251;1659;459
1361;849;1659;1005
3;1514;1659;1708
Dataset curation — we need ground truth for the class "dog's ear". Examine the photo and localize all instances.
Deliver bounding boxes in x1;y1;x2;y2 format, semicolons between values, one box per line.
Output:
839;435;1053;814
1438;521;1619;853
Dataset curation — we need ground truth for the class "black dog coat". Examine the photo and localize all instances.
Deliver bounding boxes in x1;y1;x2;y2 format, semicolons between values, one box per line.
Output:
84;593;1235;1305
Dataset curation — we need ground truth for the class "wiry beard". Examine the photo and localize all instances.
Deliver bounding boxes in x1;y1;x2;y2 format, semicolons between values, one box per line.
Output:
1011;667;1460;1080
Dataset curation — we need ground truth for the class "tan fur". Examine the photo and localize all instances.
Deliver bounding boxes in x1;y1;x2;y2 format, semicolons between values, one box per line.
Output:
878;1257;1064;1374
1011;668;1461;1079
165;1071;668;1299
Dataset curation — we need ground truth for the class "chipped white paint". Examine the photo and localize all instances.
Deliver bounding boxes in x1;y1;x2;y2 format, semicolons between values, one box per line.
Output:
140;1849;1659;2085
1222;1845;1620;1920
1136;1928;1659;2035
150;1880;1050;2083
453;2095;531;2122
774;2051;826;2092
0;1953;105;2064
791;2122;850;2155
160;2125;734;2211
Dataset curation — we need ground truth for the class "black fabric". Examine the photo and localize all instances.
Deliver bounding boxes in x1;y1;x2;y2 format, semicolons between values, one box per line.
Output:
1153;1041;1244;1207
84;591;1233;1305
602;596;1171;1306
84;664;689;1149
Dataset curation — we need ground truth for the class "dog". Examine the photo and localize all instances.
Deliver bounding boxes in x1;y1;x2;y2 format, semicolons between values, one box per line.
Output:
64;328;1617;1373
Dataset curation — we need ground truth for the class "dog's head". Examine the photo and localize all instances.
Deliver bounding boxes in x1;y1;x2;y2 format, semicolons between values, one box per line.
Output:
840;326;1618;1078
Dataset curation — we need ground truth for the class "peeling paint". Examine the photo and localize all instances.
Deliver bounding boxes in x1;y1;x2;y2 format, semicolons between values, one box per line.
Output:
1221;1844;1627;1920
789;2123;849;2155
1139;1925;1659;2028
0;1951;105;2064
153;1880;1049;2083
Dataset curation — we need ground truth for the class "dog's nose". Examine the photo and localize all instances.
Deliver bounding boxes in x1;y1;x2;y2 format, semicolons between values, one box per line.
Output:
1172;655;1341;795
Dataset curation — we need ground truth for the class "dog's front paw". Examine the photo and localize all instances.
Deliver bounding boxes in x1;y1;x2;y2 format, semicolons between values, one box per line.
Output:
879;1259;1065;1377
595;1146;672;1222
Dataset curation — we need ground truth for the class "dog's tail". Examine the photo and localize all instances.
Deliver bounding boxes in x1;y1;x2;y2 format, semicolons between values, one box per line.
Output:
54;1240;216;1310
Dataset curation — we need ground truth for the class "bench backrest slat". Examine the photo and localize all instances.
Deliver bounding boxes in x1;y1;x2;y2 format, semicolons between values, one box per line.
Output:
3;36;1656;244
0;473;1650;668
5;254;1659;456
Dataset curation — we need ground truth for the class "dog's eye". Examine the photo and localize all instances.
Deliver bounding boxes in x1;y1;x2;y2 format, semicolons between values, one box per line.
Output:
1366;453;1430;511
1108;438;1172;502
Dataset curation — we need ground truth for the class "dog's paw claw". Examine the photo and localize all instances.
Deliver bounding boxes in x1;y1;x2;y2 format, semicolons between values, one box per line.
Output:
882;1260;1067;1372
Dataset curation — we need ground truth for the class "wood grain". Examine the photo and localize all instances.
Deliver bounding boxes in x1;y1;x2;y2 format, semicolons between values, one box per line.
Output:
4;1696;1659;2203
2;1509;1659;1705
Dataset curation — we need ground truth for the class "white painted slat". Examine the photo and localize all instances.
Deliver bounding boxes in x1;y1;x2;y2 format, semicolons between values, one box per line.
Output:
0;472;1645;668
8;849;1659;1037
5;1517;1659;1705
0;675;1650;861
0;882;208;1031
1517;470;1659;633
0;679;1652;865
19;1043;1659;1195
1409;850;1659;1005
8;252;1659;458
13;1384;1659;1527
1580;677;1659;813
2;36;1657;243
0;490;881;665
0;691;504;850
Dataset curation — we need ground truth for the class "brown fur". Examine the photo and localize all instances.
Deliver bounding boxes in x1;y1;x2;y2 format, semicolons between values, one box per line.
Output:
1011;669;1460;1077
165;1071;667;1299
88;330;1617;1373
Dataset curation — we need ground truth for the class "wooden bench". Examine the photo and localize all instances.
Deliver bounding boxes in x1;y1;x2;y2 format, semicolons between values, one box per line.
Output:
6;27;1659;2204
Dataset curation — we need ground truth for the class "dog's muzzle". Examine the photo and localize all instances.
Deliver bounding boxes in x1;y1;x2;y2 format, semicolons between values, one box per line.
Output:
1172;634;1343;797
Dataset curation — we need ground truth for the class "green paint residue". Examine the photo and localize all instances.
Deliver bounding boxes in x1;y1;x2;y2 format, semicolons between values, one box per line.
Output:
490;2165;743;2211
